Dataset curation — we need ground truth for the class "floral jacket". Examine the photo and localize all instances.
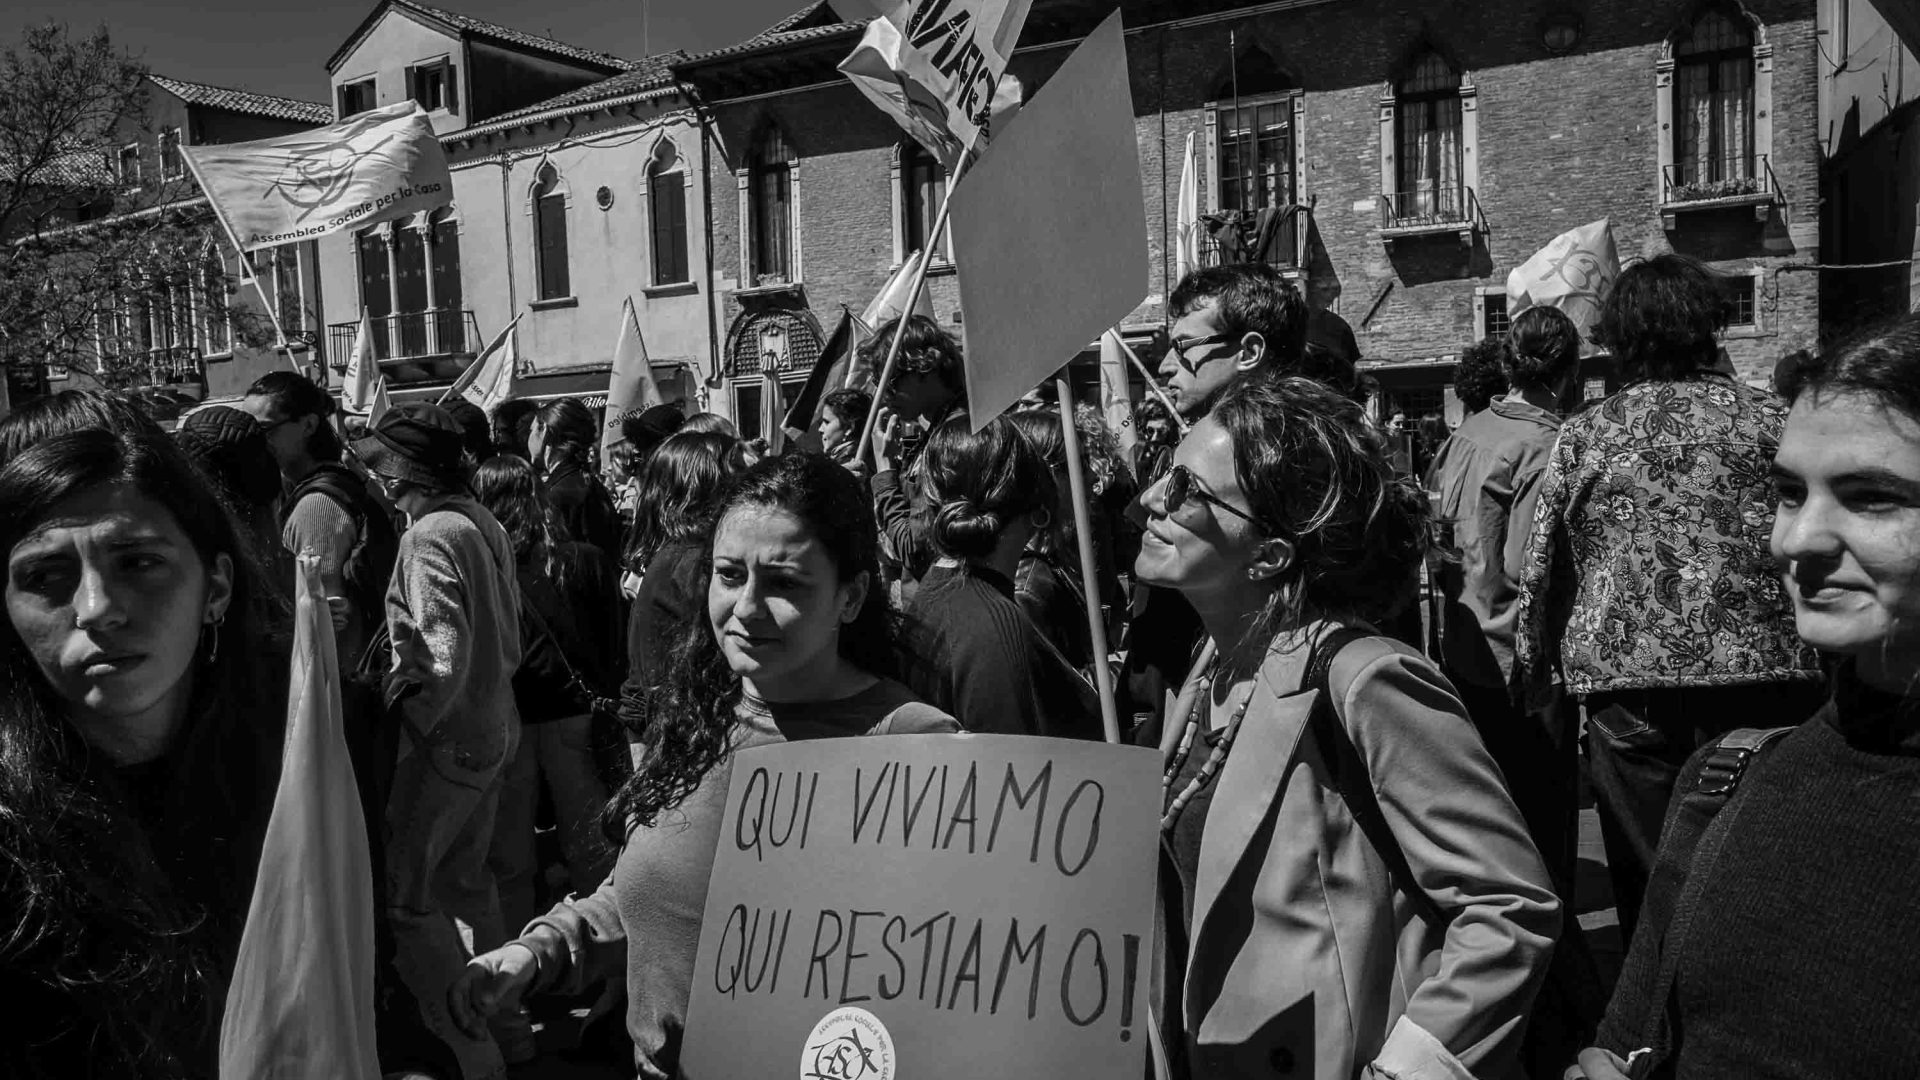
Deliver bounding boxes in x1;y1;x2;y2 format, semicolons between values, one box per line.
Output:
1515;375;1818;698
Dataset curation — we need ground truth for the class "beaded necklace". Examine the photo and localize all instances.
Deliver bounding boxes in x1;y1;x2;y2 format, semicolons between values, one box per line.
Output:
1160;656;1258;831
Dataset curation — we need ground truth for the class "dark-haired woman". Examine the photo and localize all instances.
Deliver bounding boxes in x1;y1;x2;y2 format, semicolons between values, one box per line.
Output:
0;416;287;1077
1515;253;1822;941
1141;376;1558;1080
472;456;620;938
449;452;956;1079
1007;409;1097;669
903;415;1100;740
1572;313;1920;1079
531;397;620;558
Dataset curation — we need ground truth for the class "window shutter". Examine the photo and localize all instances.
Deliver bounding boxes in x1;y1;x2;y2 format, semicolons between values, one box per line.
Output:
444;62;458;112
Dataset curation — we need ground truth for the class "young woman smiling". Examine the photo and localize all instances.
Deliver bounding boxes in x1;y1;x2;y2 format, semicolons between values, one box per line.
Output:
449;452;956;1079
1574;315;1920;1080
0;411;286;1077
1138;376;1558;1080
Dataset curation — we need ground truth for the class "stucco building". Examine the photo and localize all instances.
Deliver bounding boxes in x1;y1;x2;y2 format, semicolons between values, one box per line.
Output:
1820;0;1920;332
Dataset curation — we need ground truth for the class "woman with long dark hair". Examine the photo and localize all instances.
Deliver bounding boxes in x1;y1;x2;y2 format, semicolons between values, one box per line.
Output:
471;455;620;938
1140;376;1557;1080
529;397;620;558
903;415;1100;739
0;415;286;1077
449;452;956;1078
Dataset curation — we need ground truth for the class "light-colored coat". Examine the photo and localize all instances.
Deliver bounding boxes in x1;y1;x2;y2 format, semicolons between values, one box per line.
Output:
1166;627;1560;1080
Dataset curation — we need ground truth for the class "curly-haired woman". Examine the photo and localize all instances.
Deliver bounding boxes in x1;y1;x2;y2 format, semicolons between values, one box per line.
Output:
448;453;956;1080
1141;376;1558;1080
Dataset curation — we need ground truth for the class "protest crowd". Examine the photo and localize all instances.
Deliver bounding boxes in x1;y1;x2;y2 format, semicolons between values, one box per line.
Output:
5;0;1920;1077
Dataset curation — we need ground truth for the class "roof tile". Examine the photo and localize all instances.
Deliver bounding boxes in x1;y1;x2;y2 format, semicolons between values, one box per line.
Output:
147;75;332;126
483;54;686;124
396;0;635;70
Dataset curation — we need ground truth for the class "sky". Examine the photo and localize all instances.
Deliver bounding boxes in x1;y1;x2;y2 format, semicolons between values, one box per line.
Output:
6;0;821;103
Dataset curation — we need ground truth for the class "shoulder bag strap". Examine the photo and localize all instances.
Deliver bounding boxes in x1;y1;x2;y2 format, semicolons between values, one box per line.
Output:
1638;725;1794;1073
1305;626;1450;929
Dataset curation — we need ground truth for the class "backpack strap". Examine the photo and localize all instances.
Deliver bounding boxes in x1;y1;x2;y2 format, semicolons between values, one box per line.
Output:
1303;627;1450;929
1637;725;1795;1072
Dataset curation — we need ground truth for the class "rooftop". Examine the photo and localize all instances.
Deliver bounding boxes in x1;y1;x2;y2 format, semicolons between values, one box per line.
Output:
329;0;637;74
147;75;332;126
485;52;686;124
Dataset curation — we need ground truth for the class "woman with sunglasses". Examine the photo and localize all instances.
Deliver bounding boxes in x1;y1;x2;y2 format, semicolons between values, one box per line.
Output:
1139;376;1559;1080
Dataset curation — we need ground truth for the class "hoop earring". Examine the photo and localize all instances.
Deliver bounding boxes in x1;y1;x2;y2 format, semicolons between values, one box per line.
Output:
202;613;225;665
1032;507;1054;531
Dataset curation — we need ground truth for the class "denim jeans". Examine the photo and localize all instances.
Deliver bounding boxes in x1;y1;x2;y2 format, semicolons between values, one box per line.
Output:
1582;680;1826;944
487;714;616;935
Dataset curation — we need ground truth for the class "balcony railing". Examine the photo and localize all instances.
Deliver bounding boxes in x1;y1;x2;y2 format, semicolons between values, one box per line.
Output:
1379;186;1482;236
97;345;206;385
328;309;480;369
1191;204;1309;271
1661;154;1782;223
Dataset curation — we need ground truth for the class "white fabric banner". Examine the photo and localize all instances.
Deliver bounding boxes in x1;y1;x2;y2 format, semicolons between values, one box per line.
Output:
602;297;666;461
184;101;451;251
839;0;1030;170
1506;218;1620;354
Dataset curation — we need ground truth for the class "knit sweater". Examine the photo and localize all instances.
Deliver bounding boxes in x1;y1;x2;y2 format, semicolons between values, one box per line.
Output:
514;680;956;1080
384;497;523;744
1595;667;1920;1078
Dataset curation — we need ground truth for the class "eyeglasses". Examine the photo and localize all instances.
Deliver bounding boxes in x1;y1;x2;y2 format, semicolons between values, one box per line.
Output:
1162;464;1265;531
1167;332;1236;370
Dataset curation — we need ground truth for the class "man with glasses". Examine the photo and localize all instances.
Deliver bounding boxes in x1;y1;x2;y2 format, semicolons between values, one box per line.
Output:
1159;262;1311;421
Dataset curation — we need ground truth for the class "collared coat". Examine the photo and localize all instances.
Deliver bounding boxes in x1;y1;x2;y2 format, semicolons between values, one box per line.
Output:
1165;628;1560;1080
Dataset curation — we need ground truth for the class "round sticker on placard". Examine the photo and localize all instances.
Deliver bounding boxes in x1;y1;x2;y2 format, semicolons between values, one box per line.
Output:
801;1005;896;1080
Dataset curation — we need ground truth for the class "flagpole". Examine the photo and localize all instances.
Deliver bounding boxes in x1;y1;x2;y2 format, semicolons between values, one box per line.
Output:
1112;334;1190;434
179;147;298;369
1054;373;1122;745
854;156;971;466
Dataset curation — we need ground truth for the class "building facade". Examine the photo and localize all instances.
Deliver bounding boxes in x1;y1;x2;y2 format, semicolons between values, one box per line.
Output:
315;0;714;412
680;0;1826;428
1820;0;1919;331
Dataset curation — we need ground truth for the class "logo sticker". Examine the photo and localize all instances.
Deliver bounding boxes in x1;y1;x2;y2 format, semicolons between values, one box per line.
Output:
801;1006;896;1080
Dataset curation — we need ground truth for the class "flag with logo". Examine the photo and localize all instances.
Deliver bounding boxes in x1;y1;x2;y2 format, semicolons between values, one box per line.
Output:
442;313;522;410
1099;330;1136;456
459;318;519;414
1507;218;1619;355
839;0;1031;171
218;553;379;1080
602;297;667;462
342;310;378;413
182;101;451;252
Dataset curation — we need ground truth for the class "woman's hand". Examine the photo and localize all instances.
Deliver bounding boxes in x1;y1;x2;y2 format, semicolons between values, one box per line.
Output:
1565;1047;1637;1080
873;408;902;473
448;942;540;1038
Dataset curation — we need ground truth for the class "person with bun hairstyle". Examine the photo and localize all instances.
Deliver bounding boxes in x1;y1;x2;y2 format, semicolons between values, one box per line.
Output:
902;415;1101;739
530;397;620;559
1139;375;1558;1080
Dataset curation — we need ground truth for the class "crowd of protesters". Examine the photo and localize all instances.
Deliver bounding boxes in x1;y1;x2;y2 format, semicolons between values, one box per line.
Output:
3;252;1917;1080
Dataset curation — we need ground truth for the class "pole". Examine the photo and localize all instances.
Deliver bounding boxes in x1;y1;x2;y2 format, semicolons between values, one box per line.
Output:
854;155;971;465
1053;374;1122;745
178;148;298;367
1113;335;1190;434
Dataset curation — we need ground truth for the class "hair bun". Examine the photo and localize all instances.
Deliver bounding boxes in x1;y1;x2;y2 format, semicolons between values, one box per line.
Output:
932;499;1002;560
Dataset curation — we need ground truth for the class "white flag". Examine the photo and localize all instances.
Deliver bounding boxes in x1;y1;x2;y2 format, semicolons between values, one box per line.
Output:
218;555;379;1080
182;101;451;251
1507;218;1619;355
1099;330;1136;456
442;313;522;406
839;0;1030;171
1175;131;1200;282
601;297;666;462
861;250;938;330
368;375;392;426
342;310;377;412
460;319;518;413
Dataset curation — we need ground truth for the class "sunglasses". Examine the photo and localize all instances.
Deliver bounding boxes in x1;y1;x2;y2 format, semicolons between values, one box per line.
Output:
1167;332;1236;370
1162;464;1265;531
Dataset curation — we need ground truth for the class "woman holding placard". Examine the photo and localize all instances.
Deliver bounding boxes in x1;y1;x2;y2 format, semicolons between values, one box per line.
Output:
449;451;957;1079
1137;376;1559;1080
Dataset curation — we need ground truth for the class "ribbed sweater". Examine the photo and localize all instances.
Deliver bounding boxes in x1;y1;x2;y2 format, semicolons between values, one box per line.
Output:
1597;668;1920;1078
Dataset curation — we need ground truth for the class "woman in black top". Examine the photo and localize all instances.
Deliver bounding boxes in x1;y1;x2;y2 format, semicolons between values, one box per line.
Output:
902;415;1100;739
529;397;620;558
0;404;286;1078
1575;316;1920;1080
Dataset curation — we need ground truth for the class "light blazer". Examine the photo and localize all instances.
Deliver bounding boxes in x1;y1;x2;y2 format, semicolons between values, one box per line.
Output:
1170;627;1560;1080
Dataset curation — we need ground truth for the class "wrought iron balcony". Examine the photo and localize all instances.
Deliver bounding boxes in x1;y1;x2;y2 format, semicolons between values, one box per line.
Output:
1192;204;1310;271
1379;186;1483;243
1661;154;1782;226
328;309;480;382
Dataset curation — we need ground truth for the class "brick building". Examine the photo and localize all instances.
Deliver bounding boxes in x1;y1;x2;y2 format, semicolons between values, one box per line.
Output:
679;0;1825;427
